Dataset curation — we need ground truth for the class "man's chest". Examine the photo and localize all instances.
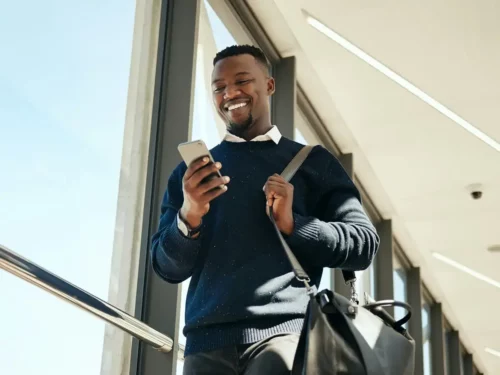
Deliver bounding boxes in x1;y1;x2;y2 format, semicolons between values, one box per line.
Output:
209;158;321;217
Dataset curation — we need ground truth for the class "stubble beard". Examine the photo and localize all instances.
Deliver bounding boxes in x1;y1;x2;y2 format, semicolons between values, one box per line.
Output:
227;113;254;138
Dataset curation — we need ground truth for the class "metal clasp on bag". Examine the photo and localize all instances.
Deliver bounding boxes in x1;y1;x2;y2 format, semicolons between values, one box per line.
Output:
298;276;316;297
346;280;359;316
348;280;359;305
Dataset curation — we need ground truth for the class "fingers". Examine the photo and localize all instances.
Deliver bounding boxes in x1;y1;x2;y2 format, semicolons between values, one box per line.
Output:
193;162;222;186
184;156;210;180
203;183;229;201
267;174;286;183
264;181;292;206
186;161;222;187
200;175;230;194
183;158;229;204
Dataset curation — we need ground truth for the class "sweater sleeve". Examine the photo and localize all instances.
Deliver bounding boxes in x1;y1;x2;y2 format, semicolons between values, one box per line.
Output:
285;153;379;271
150;165;202;284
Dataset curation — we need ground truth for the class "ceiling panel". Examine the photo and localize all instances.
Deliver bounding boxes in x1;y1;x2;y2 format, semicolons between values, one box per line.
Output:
246;0;500;372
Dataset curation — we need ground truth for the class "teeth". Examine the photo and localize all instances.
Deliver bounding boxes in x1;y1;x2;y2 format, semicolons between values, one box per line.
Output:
227;102;247;111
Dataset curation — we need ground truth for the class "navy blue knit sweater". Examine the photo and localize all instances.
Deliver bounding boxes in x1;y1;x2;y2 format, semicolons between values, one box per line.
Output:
151;137;379;355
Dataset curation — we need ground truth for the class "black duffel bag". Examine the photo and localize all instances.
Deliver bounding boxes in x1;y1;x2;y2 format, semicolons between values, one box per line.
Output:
270;146;415;375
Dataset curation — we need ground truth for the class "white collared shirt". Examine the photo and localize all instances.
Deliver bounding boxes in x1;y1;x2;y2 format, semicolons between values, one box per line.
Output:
223;125;282;144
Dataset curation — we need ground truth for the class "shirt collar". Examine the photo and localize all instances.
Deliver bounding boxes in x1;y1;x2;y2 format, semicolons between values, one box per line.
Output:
223;125;282;144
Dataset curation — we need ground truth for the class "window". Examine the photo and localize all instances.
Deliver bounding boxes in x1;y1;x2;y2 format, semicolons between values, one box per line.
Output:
177;1;247;371
422;303;433;375
459;348;466;375
294;127;308;144
0;1;135;374
355;267;375;303
370;260;377;298
393;255;408;325
295;108;321;145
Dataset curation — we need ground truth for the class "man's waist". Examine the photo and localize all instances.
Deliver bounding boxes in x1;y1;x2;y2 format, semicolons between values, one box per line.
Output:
183;316;304;356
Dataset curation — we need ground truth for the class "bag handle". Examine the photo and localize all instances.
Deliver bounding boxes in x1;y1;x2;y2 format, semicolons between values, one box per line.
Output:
269;146;357;295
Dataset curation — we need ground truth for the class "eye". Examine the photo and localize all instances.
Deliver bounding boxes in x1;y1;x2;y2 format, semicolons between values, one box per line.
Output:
213;86;225;93
236;79;250;85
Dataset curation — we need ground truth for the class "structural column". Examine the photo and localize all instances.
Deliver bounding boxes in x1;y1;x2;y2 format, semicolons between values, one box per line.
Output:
131;0;200;374
431;303;446;375
272;56;296;139
447;330;462;375
407;267;424;375
375;219;395;315
463;353;474;375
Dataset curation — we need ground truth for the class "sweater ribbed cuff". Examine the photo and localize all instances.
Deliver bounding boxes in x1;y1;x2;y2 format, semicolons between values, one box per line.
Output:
285;213;320;248
165;217;201;253
153;218;201;282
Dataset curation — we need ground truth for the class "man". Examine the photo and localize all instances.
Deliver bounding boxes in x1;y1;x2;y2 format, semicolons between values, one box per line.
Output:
151;45;379;375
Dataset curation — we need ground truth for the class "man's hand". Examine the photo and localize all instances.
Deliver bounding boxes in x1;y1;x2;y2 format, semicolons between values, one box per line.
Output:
180;157;230;228
264;174;294;235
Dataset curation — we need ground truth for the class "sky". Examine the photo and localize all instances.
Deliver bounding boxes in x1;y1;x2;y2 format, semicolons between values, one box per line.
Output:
0;0;135;374
0;1;375;374
0;1;250;374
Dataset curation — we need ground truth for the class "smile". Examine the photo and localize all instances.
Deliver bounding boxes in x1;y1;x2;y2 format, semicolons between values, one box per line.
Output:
226;102;248;111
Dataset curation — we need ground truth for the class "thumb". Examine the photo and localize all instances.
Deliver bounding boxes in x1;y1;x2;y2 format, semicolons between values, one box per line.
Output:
267;197;274;206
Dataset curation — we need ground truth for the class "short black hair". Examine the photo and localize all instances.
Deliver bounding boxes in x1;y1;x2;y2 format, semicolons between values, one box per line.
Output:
213;44;270;73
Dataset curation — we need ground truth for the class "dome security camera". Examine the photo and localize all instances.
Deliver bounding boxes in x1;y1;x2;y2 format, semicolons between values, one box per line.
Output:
466;183;483;200
471;191;482;200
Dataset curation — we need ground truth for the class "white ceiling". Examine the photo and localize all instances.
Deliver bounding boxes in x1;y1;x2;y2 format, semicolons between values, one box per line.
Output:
246;0;500;373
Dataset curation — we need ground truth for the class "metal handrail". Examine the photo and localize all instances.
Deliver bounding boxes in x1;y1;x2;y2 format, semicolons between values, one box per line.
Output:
0;244;173;353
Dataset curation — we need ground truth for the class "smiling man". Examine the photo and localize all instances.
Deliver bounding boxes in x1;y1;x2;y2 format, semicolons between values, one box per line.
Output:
151;45;379;375
211;47;274;141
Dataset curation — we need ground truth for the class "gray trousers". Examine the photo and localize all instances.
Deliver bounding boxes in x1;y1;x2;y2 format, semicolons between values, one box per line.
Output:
183;333;300;375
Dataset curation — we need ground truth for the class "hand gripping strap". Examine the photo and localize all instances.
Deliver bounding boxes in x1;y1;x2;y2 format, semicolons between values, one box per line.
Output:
271;145;356;287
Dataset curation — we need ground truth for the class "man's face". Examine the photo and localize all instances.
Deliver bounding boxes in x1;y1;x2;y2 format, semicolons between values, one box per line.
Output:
211;54;275;136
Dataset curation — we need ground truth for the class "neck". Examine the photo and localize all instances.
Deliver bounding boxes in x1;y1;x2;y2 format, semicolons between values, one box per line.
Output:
231;117;273;141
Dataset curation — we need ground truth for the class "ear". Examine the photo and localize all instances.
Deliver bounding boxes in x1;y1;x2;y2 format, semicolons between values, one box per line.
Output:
266;77;276;96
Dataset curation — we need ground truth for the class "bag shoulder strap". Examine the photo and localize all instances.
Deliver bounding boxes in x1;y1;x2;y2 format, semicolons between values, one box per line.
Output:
280;145;314;182
271;145;356;288
268;146;313;284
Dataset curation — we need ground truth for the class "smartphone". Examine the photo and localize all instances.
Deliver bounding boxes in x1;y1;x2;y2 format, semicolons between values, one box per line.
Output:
178;140;222;182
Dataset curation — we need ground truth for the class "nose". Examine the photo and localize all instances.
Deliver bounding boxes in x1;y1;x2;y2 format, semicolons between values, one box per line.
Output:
223;84;242;100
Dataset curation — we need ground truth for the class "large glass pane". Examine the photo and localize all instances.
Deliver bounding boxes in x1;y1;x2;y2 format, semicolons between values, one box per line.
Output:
422;303;433;375
393;256;408;325
0;0;135;374
355;267;374;303
294;128;308;144
370;259;377;298
295;109;321;145
178;0;238;348
177;360;185;374
205;0;238;51
459;350;466;375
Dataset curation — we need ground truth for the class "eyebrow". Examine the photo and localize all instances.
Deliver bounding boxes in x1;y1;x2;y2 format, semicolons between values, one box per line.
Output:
212;71;251;84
